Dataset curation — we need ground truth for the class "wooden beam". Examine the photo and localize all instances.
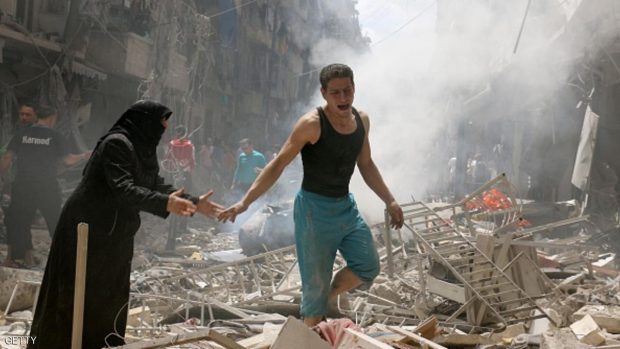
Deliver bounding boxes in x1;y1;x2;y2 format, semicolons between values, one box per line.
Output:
387;326;448;349
71;223;89;349
426;275;465;303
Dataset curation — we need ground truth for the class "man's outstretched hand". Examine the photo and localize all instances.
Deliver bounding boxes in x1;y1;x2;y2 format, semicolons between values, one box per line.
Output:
197;190;225;218
217;201;248;223
387;200;404;229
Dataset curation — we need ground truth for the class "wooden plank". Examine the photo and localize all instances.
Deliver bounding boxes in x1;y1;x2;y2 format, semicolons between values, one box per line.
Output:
512;244;545;297
387;326;448;349
426;275;465;303
493;234;520;316
415;316;440;339
71;223;89;349
472;234;495;326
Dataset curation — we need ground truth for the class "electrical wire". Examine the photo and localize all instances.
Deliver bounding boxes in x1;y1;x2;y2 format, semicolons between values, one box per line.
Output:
205;0;257;20
370;0;436;47
513;0;532;54
104;301;129;348
294;0;437;78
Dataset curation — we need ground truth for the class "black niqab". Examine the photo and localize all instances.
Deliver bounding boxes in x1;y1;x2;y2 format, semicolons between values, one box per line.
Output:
91;100;172;173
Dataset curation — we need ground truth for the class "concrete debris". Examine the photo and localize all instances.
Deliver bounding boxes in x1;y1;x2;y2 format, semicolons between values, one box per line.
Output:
573;305;620;333
271;316;331;349
368;282;403;306
0;268;42;314
2;176;620;348
541;327;593;349
569;314;606;346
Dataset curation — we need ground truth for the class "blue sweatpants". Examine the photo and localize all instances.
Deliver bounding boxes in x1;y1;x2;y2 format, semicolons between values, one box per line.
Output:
294;189;380;317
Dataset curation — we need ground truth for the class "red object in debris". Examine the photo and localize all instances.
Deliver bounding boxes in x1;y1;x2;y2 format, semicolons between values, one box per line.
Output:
465;189;513;211
314;318;362;348
464;189;531;227
169;138;195;171
516;218;531;227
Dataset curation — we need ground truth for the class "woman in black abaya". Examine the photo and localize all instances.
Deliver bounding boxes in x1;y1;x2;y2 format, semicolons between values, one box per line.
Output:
28;100;221;349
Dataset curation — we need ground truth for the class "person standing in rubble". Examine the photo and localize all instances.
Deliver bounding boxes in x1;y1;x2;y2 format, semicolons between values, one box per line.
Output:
27;100;223;349
0;106;90;268
470;153;491;189
165;125;196;247
1;101;39;196
168;125;196;185
218;64;404;326
230;138;266;197
0;101;38;241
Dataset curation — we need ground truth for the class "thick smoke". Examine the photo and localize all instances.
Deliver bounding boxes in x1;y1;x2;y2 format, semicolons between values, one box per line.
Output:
298;0;620;223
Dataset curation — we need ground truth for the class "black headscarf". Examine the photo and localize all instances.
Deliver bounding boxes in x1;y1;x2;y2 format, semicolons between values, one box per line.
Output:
91;100;172;174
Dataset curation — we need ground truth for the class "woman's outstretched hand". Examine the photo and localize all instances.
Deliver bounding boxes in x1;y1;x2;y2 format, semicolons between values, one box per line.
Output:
167;188;197;216
197;190;225;218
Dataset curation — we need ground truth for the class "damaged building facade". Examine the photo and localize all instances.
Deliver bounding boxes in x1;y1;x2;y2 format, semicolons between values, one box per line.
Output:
0;0;368;157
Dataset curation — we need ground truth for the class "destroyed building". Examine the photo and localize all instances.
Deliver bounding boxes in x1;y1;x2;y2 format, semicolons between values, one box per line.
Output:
1;0;620;349
0;0;368;154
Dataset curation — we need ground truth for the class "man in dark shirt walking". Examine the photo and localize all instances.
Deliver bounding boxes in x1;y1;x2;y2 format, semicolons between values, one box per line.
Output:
0;106;89;267
218;64;404;326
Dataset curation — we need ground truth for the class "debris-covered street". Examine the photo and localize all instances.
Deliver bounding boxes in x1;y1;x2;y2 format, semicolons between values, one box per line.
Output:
1;0;620;348
1;174;619;348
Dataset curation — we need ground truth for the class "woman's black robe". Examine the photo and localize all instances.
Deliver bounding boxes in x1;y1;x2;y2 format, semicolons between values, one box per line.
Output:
28;101;187;349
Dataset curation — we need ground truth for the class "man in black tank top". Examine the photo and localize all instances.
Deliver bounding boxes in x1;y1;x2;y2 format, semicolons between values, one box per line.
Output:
218;64;404;326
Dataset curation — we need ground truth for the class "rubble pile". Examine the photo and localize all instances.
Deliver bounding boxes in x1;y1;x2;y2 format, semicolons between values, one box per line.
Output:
1;175;619;348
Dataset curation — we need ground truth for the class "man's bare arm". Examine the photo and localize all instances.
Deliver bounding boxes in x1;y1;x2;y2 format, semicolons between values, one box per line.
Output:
63;151;91;167
356;112;404;228
218;113;320;222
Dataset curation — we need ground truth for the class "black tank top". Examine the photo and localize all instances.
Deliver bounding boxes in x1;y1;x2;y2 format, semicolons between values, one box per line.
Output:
301;107;365;197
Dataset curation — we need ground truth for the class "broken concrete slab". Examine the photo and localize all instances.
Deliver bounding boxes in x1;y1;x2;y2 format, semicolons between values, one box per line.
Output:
542;328;592;349
528;314;551;335
426;275;465;303
0;267;42;312
433;333;494;346
570;314;606;346
270;316;330;349
489;323;526;344
573;305;620;333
